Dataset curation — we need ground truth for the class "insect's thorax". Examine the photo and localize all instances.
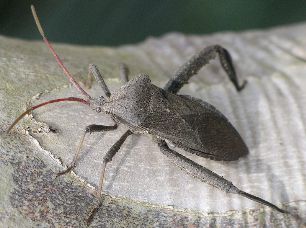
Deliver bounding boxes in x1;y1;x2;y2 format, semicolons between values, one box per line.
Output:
103;74;165;128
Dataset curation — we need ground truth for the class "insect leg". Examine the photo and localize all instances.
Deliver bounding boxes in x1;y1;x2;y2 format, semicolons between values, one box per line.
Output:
88;64;111;98
157;139;288;214
164;45;247;94
57;124;118;176
120;63;130;84
96;130;133;197
86;130;132;225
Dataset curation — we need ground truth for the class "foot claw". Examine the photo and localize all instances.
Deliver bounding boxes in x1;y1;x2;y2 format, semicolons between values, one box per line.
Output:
86;200;103;226
56;165;75;177
94;191;101;198
237;80;247;92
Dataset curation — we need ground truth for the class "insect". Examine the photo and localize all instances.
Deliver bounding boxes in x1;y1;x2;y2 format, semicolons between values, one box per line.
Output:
8;5;289;224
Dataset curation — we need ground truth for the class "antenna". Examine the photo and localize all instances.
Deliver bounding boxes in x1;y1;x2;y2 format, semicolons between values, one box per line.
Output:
7;97;89;132
31;5;91;100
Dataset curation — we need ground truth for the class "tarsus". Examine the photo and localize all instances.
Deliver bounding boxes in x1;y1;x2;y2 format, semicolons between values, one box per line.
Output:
238;190;288;213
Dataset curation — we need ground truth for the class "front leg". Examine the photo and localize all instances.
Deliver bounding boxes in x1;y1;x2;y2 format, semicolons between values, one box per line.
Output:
164;45;247;94
88;64;111;97
57;124;118;176
157;139;287;214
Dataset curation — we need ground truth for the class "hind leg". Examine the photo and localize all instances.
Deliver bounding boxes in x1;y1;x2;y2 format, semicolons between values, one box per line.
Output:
164;45;247;94
157;139;287;214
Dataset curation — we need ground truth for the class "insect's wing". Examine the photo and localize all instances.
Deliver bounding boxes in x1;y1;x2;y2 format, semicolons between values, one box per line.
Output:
106;75;248;161
141;91;248;161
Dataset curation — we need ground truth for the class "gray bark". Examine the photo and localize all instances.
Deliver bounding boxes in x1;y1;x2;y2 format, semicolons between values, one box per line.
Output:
0;23;306;227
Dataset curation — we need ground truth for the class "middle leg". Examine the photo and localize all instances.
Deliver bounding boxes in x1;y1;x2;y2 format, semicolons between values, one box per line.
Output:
86;130;133;225
96;129;133;197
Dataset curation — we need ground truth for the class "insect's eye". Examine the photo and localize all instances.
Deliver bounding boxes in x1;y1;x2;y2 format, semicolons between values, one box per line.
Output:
96;107;102;113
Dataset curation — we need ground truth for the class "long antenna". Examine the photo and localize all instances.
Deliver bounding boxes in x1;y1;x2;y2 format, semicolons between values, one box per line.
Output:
30;5;91;100
7;97;89;132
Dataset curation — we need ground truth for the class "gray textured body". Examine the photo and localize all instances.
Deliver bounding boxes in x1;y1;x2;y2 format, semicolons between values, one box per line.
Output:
103;74;248;161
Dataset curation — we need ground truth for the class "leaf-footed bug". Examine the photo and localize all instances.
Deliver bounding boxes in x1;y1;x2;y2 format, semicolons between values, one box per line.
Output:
7;5;292;225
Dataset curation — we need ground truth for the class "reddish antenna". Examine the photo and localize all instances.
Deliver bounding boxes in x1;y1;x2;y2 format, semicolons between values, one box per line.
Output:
7;5;92;132
31;5;91;100
7;97;89;132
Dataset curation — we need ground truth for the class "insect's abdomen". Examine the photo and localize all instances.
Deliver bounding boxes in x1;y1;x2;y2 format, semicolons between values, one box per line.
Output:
143;92;248;161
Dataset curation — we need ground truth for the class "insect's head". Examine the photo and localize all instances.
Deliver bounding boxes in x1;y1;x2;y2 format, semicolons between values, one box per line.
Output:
89;96;107;113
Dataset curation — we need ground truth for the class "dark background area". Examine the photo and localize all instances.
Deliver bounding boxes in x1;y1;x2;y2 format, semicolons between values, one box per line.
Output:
0;0;306;46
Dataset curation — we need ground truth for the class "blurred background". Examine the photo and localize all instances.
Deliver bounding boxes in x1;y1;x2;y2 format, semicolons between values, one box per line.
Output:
0;0;306;46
